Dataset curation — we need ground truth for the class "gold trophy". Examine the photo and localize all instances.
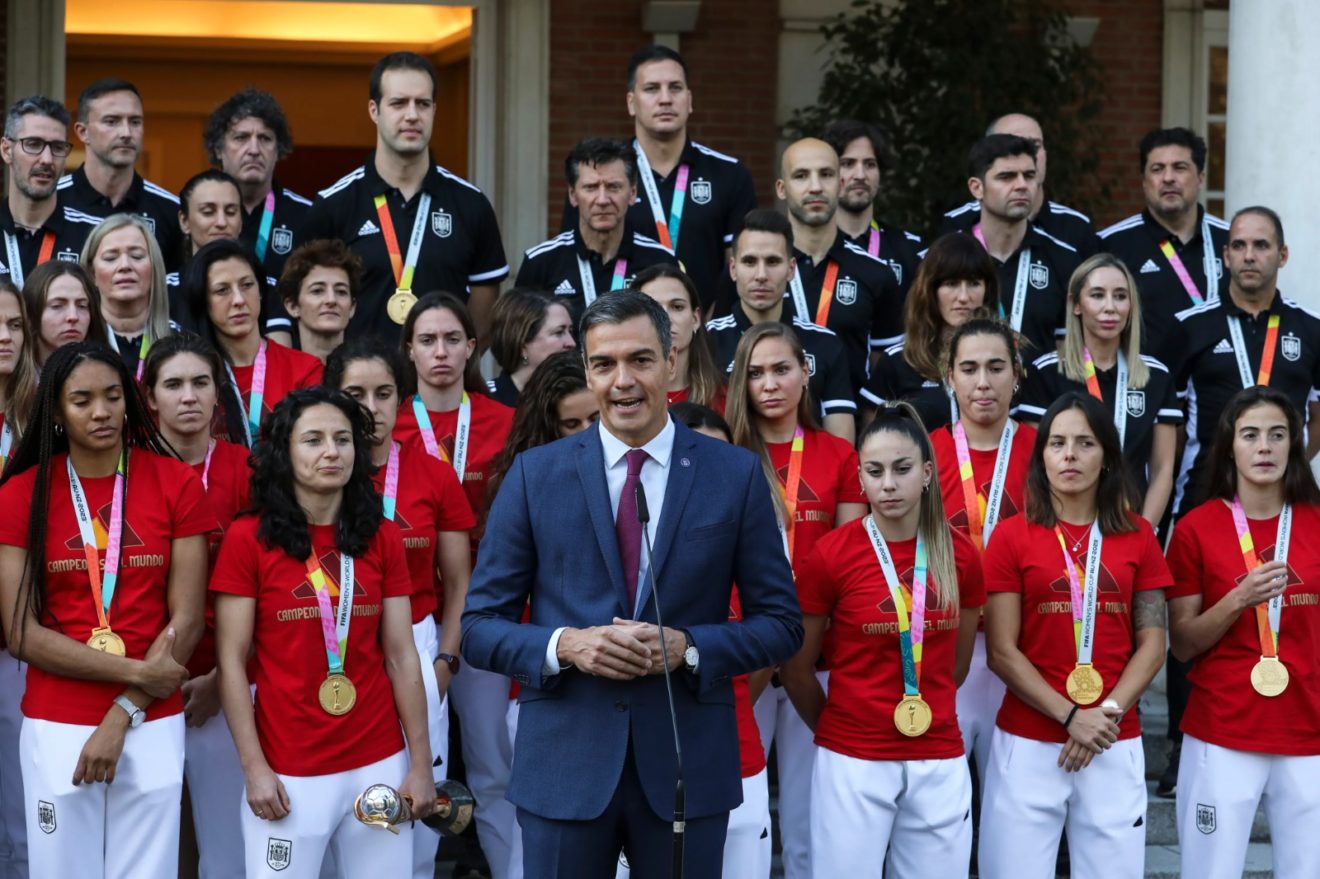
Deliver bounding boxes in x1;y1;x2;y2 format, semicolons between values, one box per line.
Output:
354;779;476;836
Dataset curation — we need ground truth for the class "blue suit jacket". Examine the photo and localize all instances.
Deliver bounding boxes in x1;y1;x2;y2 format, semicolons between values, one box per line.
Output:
461;420;801;821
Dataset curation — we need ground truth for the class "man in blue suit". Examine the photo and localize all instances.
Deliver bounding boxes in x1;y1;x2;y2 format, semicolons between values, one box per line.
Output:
462;290;802;878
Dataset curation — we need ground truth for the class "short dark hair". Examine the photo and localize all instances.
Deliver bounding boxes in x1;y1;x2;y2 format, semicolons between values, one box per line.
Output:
324;334;405;398
1231;205;1286;249
669;402;731;442
369;52;437;104
203;88;294;165
1205;386;1320;506
4;96;70;139
278;239;363;306
76;78;141;123
1138;127;1207;173
820;119;890;172
967;134;1038;180
626;45;688;91
734;208;794;254
580;290;672;360
565;137;637;188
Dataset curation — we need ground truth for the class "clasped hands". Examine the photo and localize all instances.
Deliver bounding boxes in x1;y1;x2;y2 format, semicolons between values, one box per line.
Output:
557;619;686;679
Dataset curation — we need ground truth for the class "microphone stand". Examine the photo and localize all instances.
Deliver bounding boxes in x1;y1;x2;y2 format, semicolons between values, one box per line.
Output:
635;483;685;879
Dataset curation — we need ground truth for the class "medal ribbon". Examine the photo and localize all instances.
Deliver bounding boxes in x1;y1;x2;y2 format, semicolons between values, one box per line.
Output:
305;549;355;675
864;515;928;694
372;192;431;293
577;255;630;307
254;190;276;261
866;220;881;258
1230;498;1291;658
68;451;127;632
813;261;841;326
200;439;216;491
1082;348;1129;449
1159;216;1217;306
782;426;805;561
3;229;54;289
1054;521;1104;662
0;420;11;472
951;419;1016;551
633;141;688;250
224;341;268;446
382;441;400;521
1227;314;1281;389
412;392;471;483
971;224;1029;331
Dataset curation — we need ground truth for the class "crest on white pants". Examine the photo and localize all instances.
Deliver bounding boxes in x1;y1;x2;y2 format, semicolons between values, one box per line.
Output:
267;838;292;871
1196;803;1216;835
37;800;55;834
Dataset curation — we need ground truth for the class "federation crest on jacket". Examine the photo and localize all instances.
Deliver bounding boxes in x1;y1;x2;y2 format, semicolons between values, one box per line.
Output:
431;210;453;238
835;278;858;306
1125;390;1145;419
1282;331;1302;362
690;178;712;205
1028;263;1049;290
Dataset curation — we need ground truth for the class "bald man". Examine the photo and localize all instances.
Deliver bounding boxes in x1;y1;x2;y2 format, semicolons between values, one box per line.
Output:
774;137;902;397
941;112;1099;255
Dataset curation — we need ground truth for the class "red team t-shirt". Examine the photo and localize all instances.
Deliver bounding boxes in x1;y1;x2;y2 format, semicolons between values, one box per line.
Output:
0;450;214;724
187;438;252;677
798;521;985;760
1167;500;1320;755
666;384;728;415
211;516;411;776
225;340;323;435
372;438;476;622
982;512;1171;743
766;427;866;573
729;587;767;778
930;422;1037;540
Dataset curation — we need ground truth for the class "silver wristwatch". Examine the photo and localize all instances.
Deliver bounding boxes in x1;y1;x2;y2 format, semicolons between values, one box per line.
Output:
682;630;699;673
113;695;145;728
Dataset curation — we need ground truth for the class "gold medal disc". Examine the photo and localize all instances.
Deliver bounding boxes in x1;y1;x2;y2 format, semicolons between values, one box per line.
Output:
318;673;357;715
893;694;933;737
1065;664;1104;705
87;627;126;657
387;289;417;325
1250;656;1289;697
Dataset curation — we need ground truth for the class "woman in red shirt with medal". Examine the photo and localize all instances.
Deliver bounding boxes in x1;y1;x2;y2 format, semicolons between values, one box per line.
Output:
0;342;212;879
212;387;435;878
185;239;323;447
392;292;520;879
783;402;983;879
726;322;867;879
980;392;1169;879
326;336;476;879
143;332;252;879
930;316;1036;786
1167;386;1320;879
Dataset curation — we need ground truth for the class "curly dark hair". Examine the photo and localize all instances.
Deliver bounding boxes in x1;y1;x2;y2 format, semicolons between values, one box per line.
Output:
1;343;172;647
487;351;588;503
203;88;294;166
277;239;363;308
248;386;382;560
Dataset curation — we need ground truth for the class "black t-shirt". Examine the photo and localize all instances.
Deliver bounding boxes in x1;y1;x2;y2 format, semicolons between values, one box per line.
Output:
236;182;312;334
56;168;184;271
1171;293;1320;515
964;224;1081;359
842;220;923;298
0;200;98;283
486;372;519;407
300;153;508;343
783;229;904;396
1098;207;1229;355
860;340;956;432
515;222;677;325
1017;351;1182;497
941;195;1100;258
561;138;757;310
705;307;856;420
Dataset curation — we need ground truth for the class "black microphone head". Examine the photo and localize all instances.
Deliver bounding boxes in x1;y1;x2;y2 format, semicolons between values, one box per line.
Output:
635;481;651;525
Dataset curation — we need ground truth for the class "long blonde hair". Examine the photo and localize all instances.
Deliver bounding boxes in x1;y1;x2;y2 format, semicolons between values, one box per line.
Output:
0;281;37;445
1058;253;1149;389
858;402;958;608
80;213;173;345
726;322;820;523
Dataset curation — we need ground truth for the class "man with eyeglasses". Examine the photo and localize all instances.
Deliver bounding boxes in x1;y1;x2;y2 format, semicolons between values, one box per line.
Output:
0;96;97;287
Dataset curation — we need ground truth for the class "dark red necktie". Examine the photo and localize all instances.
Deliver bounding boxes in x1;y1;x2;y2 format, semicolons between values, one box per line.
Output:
616;449;648;612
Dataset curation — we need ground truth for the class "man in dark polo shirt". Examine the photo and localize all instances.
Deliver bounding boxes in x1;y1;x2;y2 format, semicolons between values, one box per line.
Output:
707;208;856;442
204;88;312;340
300;52;508;344
941;112;1098;256
776;137;902;398
517;138;675;324
1099;127;1230;355
561;45;758;313
0;96;97;284
962;133;1080;358
56;78;182;268
820;119;923;297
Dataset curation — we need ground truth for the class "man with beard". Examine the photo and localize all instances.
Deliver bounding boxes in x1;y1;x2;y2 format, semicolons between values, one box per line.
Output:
0;96;97;285
56;79;183;269
1099;127;1230;355
775;137;902;397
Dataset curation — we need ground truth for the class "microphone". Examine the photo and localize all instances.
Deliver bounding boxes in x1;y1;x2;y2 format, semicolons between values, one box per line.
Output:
635;482;685;879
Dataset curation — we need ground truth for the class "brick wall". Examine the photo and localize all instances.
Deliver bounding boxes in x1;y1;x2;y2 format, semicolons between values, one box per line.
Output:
546;0;780;237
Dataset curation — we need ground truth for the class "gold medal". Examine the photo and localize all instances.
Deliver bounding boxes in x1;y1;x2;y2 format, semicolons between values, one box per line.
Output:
318;673;357;715
1065;663;1104;705
1250;655;1289;697
87;626;126;657
893;694;933;737
387;288;417;325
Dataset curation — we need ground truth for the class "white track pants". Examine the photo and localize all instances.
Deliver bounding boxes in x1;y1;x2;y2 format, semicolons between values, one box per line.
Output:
185;706;245;879
753;671;825;879
956;632;1005;787
410;617;449;879
450;661;522;879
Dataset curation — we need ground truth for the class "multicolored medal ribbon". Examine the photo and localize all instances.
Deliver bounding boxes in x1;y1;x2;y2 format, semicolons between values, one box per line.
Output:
633;140;689;250
254;190;277;261
1082;348;1129;449
1055;521;1105;705
864;515;931;737
69;451;128;657
1231;498;1292;697
951;419;1016;551
412;393;471;484
306;547;357;715
1227;314;1281;389
781;426;804;562
374;191;430;325
382;441;400;521
224;341;268;447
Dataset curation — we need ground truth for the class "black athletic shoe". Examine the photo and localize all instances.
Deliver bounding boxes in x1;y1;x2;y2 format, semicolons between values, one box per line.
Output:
1155;743;1180;798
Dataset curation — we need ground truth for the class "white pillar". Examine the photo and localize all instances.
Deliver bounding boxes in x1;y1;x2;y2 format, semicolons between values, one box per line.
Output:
1224;1;1320;310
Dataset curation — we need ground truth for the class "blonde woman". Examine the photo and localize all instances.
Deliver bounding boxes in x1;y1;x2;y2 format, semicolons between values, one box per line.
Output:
80;213;174;378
